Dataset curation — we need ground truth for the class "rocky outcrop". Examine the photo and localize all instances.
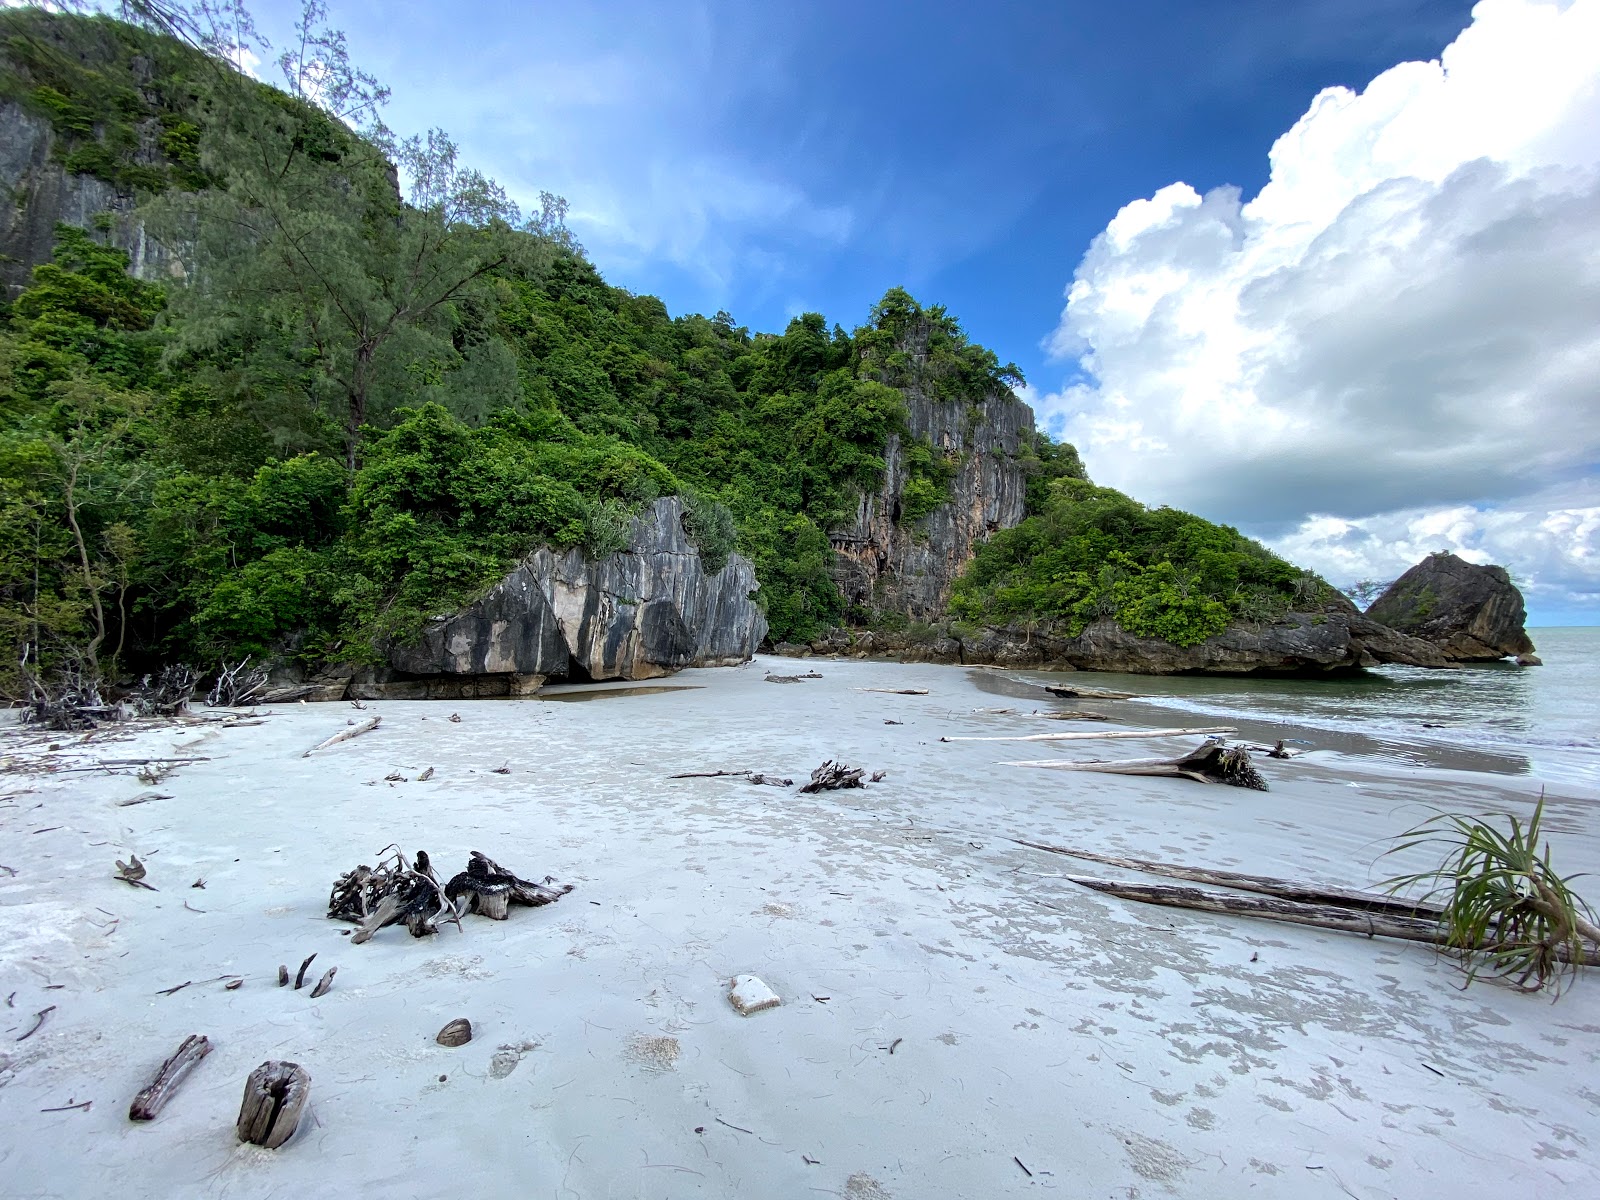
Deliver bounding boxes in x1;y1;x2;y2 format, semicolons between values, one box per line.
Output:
1365;552;1537;662
373;497;764;696
0;100;182;300
780;603;1450;675
828;331;1033;621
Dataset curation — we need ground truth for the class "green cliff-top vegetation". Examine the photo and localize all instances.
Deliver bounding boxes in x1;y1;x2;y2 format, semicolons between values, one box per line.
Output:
0;3;1325;697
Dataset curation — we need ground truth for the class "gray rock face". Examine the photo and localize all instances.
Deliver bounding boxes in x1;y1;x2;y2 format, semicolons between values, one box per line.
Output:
829;362;1033;622
0;100;183;300
1365;552;1536;661
386;497;766;686
783;604;1449;675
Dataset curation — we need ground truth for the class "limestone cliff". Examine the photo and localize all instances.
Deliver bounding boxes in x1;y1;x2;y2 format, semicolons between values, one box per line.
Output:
1365;552;1537;662
0;99;181;300
364;497;764;697
829;328;1034;621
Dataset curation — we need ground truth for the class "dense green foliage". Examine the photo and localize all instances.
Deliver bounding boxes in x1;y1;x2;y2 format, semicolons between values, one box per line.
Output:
950;477;1328;646
0;6;1330;697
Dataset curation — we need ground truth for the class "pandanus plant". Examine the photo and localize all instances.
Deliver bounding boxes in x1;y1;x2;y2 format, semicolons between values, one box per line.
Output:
1385;797;1600;996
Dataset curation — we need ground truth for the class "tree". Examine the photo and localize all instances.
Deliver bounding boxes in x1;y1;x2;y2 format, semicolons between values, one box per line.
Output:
138;0;563;467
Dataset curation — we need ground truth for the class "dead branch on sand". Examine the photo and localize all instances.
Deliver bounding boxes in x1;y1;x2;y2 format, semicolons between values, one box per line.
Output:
1013;840;1441;918
302;715;380;757
670;769;793;786
943;725;1235;744
129;1034;211;1121
1065;876;1600;967
1008;741;1268;790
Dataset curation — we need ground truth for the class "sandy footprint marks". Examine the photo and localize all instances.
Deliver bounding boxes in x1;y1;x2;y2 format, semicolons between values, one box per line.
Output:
490;1040;539;1079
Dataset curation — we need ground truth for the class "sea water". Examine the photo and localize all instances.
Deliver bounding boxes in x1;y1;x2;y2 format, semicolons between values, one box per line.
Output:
1007;628;1599;788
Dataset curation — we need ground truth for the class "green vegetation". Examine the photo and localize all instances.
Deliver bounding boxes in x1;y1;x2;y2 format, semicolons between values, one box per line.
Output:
0;3;1335;699
950;477;1329;646
1384;800;1600;995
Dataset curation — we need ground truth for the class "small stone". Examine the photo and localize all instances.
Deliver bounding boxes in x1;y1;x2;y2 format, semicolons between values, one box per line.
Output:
728;974;781;1015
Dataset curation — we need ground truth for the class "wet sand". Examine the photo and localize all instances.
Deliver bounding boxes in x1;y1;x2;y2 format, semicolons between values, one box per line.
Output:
3;655;1597;1197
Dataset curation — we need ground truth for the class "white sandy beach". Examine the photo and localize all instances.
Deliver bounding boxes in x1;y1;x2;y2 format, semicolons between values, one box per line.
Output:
3;655;1598;1198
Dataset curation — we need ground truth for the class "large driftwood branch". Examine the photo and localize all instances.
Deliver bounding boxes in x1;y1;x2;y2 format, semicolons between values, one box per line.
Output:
1007;741;1268;790
302;716;380;757
1043;684;1137;700
852;687;929;695
1013;840;1442;919
943;725;1235;743
1066;876;1600;965
129;1034;211;1121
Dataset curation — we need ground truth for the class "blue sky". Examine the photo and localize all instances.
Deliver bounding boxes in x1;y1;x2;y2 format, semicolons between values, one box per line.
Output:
236;0;1598;624
292;0;1474;387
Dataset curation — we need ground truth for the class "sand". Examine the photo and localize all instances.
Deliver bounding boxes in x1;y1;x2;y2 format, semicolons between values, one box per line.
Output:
2;654;1598;1198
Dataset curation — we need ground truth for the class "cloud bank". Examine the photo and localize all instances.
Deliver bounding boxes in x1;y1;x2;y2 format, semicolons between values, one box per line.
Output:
1034;0;1600;615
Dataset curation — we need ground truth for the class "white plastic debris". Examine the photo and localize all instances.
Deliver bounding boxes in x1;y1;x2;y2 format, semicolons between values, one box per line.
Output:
728;974;781;1015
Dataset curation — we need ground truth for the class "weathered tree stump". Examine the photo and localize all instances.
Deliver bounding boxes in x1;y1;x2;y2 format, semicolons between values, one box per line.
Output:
128;1034;211;1121
236;1060;310;1149
799;760;867;793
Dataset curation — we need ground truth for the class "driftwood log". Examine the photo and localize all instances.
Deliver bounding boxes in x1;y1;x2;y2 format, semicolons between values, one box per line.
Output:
445;852;574;920
942;725;1235;744
1038;710;1117;722
853;687;929;695
800;760;867;793
1013;841;1442;919
1065;876;1600;965
669;769;793;787
129;1034;211;1121
330;847;461;942
765;672;824;684
1043;684;1136;700
302;715;380;757
1009;741;1268;790
236;1060;309;1148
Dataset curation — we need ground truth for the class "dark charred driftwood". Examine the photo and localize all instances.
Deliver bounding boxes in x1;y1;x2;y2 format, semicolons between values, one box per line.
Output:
129;1034;211;1121
208;658;268;707
236;1061;309;1149
1066;876;1600;965
800;760;868;793
331;847;461;942
445;852;574;920
331;847;569;939
1009;741;1268;790
293;954;316;990
1013;841;1444;919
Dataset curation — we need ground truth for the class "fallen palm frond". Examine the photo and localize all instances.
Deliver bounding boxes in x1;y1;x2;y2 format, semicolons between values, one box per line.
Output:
1383;797;1600;994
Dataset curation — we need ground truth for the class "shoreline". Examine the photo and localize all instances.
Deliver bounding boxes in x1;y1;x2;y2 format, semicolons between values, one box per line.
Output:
2;655;1598;1197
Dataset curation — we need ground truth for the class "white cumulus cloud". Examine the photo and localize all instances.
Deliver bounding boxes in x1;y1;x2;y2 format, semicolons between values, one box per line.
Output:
1035;0;1600;615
